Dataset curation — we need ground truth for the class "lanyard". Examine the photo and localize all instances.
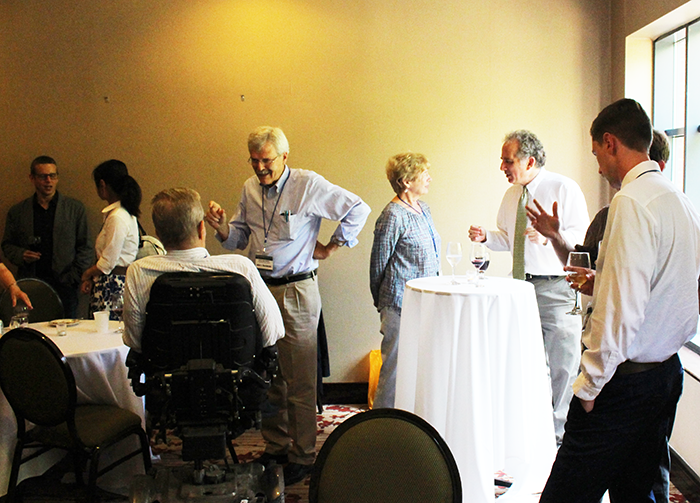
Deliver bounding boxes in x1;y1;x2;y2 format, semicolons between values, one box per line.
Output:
424;212;439;261
261;182;286;251
636;169;658;179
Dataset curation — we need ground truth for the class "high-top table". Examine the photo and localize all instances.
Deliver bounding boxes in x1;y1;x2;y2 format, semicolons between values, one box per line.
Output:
0;320;145;496
395;276;557;502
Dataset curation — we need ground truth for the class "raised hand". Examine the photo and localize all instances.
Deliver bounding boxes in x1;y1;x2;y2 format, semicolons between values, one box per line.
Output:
205;201;230;240
526;199;560;240
468;225;486;243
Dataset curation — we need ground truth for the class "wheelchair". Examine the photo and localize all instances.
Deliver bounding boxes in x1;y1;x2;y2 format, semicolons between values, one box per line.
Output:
126;272;284;503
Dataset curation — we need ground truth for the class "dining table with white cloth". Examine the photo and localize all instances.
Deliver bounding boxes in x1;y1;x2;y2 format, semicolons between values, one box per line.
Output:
395;275;558;502
0;319;146;496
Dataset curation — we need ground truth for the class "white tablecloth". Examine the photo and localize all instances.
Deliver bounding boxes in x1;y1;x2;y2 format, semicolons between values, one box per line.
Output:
0;320;145;495
395;276;557;502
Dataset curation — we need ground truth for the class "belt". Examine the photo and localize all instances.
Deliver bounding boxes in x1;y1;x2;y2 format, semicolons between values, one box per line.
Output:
264;269;317;287
111;266;129;276
616;359;665;375
524;274;562;281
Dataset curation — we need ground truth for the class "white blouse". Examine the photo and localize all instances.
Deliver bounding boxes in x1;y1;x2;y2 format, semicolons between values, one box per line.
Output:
95;201;139;274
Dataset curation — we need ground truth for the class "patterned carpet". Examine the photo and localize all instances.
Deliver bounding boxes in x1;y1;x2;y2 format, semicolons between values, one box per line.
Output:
150;404;362;503
151;405;692;503
15;404;696;502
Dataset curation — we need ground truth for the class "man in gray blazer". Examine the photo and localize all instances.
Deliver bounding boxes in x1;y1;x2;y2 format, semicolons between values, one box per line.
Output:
2;156;92;317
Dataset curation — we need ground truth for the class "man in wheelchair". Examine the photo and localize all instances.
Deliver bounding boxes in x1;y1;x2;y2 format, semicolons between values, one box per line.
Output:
122;188;285;499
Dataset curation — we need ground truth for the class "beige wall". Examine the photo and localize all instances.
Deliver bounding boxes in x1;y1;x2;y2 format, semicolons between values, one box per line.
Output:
1;0;611;382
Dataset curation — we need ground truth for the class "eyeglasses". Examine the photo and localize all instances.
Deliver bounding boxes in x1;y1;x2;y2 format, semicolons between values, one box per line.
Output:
33;173;58;181
248;156;279;167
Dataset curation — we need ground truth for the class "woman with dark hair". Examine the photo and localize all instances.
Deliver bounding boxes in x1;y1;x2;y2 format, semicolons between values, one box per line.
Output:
80;160;141;319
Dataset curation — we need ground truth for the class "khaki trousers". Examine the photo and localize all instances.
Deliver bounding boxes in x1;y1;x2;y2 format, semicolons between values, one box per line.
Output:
262;276;321;465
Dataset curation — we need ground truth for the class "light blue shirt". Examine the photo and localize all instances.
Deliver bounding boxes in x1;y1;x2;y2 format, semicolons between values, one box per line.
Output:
220;166;371;278
370;201;440;312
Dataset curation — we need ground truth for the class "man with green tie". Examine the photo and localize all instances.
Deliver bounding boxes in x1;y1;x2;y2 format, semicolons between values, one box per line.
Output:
469;130;589;446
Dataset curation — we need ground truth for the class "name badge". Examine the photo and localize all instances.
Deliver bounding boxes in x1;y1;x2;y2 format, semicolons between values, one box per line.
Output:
255;253;274;271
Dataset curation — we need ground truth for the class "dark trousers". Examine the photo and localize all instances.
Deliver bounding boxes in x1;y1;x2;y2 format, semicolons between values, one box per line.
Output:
540;354;683;503
47;280;79;319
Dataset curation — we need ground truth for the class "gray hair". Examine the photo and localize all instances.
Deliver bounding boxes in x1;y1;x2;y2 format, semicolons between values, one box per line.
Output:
503;130;546;168
385;152;430;196
248;126;290;156
151;188;204;248
650;129;670;163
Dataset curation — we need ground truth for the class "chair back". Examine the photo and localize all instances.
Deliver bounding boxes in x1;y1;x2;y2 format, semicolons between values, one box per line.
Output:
141;271;262;373
135;271;268;462
0;278;65;325
0;327;75;426
309;408;462;503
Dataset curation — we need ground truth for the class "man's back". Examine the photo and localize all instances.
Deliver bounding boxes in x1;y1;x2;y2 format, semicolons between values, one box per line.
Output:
123;250;284;353
583;165;700;387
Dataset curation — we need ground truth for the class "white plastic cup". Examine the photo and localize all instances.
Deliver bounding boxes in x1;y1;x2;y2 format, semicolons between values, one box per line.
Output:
55;321;67;336
93;310;110;333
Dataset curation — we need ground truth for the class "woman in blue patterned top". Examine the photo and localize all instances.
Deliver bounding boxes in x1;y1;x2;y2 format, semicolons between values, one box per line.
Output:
370;153;441;408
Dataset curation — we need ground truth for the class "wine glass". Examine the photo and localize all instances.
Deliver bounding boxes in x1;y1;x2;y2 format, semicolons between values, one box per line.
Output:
28;236;41;252
566;251;591;315
110;292;125;332
470;243;490;286
446;242;462;284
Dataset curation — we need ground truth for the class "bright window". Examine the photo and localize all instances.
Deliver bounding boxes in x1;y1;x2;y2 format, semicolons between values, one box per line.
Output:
654;17;700;350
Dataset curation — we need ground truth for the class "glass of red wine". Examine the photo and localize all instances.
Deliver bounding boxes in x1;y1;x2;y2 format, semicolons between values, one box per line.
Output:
470;243;490;286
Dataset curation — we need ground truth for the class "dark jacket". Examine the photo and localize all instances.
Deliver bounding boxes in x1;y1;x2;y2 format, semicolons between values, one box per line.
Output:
2;192;92;288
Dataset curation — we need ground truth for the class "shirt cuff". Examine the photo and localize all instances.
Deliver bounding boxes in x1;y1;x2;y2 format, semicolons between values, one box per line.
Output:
330;235;346;247
572;373;600;401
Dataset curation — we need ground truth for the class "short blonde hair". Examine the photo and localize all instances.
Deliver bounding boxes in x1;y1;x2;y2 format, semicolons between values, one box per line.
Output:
386;153;430;195
151;188;204;248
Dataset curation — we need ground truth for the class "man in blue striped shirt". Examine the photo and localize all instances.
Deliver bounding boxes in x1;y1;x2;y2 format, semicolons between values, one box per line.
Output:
206;126;370;485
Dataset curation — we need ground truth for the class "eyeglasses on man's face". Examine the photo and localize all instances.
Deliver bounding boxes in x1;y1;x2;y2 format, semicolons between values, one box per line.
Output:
32;173;58;181
248;156;279;168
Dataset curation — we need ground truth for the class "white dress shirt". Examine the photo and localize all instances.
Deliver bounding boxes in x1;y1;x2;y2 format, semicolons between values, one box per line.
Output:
95;201;139;274
123;248;285;352
220;166;371;278
485;168;589;276
574;161;700;400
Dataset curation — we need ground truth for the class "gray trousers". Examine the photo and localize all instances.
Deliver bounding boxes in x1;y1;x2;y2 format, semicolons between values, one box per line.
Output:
528;276;581;446
374;306;401;409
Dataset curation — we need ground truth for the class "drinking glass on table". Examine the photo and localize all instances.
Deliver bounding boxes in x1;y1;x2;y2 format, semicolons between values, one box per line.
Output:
446;242;462;284
110;292;124;332
470;243;490;286
566;251;591;315
9;304;29;329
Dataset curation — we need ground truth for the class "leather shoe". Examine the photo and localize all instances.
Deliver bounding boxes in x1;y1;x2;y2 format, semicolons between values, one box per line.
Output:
283;462;313;486
255;452;289;468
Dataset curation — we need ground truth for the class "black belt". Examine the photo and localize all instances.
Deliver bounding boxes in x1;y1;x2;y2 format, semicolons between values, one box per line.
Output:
524;274;563;281
264;269;317;287
615;359;665;375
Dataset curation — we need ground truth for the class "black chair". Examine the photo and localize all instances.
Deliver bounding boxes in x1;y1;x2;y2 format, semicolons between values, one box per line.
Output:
0;278;64;325
0;327;151;503
309;408;462;503
127;271;277;471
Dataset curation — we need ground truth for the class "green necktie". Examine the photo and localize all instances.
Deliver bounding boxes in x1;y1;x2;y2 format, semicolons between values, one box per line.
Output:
513;186;528;280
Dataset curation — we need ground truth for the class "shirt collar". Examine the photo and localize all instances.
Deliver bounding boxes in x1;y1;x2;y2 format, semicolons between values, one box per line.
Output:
102;200;122;215
163;247;210;260
263;166;291;198
522;167;546;195
33;191;59;209
621;160;660;189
